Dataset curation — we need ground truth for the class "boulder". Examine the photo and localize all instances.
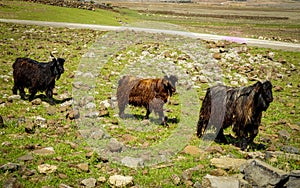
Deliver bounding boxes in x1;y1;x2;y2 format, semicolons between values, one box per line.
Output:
241;159;289;188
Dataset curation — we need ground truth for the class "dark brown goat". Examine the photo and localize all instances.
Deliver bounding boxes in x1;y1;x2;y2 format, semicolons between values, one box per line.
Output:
117;75;177;126
197;81;273;149
12;55;65;105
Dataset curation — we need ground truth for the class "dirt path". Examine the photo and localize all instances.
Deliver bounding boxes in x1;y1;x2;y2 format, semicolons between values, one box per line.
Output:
1;18;299;52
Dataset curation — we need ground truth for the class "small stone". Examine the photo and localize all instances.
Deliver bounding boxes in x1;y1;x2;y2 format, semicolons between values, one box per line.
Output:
18;154;34;161
59;184;72;188
66;109;80;120
81;178;96;188
205;145;224;154
287;123;300;131
90;129;104;139
111;119;119;125
182;170;192;181
1;141;12;147
25;123;35;134
47;106;56;115
122;134;137;144
31;98;42;105
107;139;123;152
280;145;299;154
8;95;21;102
77;163;89;172
210;157;247;171
58;173;68;179
98;176;106;183
33;116;47;128
32;147;55;155
213;53;222;60
121;156;144;168
171;174;181;185
202;174;240;188
3;177;22;188
98;108;109;117
38;164;57;174
274;86;283;92
193;181;202;188
0;163;20;172
183;145;202;156
141;119;150;126
108;175;134;188
278;130;290;140
210;168;228;176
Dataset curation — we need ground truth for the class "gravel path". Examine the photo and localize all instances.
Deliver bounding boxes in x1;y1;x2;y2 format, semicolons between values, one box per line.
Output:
1;18;299;52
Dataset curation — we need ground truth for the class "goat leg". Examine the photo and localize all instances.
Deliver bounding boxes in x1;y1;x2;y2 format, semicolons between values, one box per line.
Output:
12;85;18;95
46;88;55;105
28;88;37;101
145;107;151;119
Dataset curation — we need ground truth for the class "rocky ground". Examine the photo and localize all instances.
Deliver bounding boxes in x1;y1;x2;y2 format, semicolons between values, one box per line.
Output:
0;22;299;187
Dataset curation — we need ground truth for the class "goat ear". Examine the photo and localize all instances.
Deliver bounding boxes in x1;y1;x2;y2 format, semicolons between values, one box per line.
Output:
254;81;263;93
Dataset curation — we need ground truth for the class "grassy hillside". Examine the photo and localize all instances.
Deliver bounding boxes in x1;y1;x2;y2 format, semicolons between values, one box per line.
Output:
0;0;137;25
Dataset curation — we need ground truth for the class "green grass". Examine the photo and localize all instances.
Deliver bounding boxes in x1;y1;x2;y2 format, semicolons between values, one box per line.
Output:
0;0;138;25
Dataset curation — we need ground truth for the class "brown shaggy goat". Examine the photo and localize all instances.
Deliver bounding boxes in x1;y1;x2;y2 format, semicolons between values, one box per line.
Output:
12;55;65;105
197;81;273;149
117;75;177;126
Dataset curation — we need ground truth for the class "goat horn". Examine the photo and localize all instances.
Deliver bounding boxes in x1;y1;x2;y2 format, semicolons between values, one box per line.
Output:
266;71;272;81
50;52;55;58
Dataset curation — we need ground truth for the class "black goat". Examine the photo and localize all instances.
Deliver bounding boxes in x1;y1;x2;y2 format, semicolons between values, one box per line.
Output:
197;81;273;150
12;55;65;105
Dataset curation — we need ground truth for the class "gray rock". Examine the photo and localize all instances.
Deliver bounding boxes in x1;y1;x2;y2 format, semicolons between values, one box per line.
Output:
59;184;73;188
90;129;104;140
31;98;42;105
33;116;47;128
32;147;55;155
85;102;96;109
7;95;21;102
107;139;123;152
121;156;144;168
108;175;134;188
202;174;240;188
0;163;20;172
47;106;56;115
193;181;202;188
171;174;181;185
285;170;300;188
67;109;80;120
182;170;192;181
1;141;12;147
210;157;247;171
76;163;89;172
17;154;34;161
278;129;290;140
281;145;299;154
3;177;22;188
25;123;35;134
241;159;289;188
81;178;96;188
